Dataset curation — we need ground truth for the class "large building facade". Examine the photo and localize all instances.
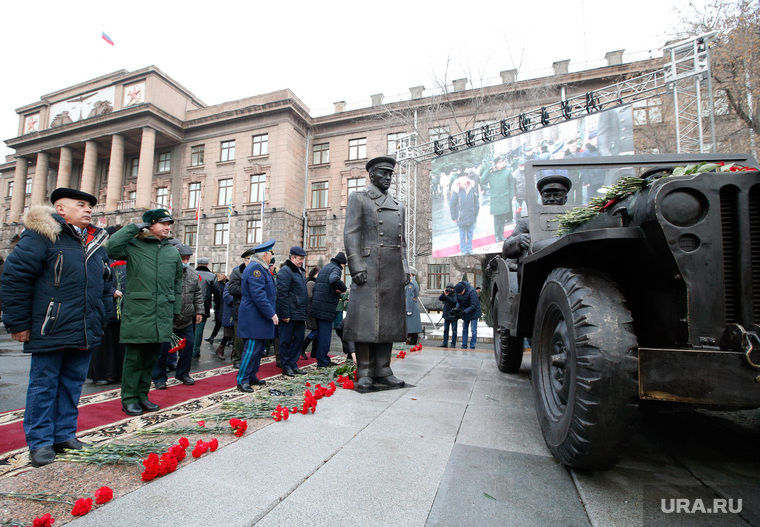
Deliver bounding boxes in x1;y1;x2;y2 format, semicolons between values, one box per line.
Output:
4;51;741;301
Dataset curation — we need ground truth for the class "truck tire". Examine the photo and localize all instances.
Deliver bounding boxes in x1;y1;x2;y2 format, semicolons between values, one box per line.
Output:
492;294;523;373
532;267;638;470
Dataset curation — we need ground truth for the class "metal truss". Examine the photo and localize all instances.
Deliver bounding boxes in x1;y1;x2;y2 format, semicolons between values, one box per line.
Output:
663;31;718;153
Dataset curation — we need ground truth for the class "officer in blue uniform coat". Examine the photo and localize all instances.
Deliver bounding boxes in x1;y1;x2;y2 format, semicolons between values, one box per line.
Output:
236;239;277;392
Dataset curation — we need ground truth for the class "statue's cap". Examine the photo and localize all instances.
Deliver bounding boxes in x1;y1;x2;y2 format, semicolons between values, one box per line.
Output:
366;156;396;172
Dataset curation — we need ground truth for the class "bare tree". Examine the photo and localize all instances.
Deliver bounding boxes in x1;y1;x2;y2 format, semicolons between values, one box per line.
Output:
676;0;759;156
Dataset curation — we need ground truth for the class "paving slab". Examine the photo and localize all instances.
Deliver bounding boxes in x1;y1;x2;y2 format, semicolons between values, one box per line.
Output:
426;444;591;527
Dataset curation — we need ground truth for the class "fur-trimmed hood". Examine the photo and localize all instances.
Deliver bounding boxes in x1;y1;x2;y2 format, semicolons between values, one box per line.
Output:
23;204;106;246
22;205;63;243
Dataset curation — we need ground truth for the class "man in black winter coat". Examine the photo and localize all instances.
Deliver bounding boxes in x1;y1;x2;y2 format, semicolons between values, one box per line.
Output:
2;188;111;466
276;246;309;376
438;283;460;348
193;256;217;358
226;250;252;369
310;252;347;368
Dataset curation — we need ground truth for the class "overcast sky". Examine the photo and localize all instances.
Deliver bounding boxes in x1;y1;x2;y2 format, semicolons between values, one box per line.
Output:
0;0;692;160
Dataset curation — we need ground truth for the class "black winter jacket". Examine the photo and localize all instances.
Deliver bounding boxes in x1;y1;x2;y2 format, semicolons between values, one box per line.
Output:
276;259;308;321
310;259;346;322
1;206;111;352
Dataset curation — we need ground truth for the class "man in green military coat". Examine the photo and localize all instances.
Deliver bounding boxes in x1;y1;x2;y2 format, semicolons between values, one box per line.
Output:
107;209;183;416
480;154;515;242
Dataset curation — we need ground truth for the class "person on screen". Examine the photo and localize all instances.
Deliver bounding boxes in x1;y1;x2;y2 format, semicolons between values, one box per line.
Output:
449;169;480;255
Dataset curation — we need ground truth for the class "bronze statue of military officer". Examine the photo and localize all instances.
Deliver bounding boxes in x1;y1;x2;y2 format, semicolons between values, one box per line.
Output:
343;156;409;393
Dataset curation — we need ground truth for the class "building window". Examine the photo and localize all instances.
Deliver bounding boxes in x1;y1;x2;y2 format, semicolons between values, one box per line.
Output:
129;158;139;178
217;178;233;206
188;182;201;209
387;132;404;155
311;181;328;208
427;264;450;290
313;143;329;165
184;224;197;247
214;222;229;245
128;190;137;201
191;145;205;166
252;134;268;156
156;187;169;207
347;177;365;196
428;126;449;143
308;225;326;249
348;138;366;160
25;178;32;195
220;140;235;162
157;152;171;172
7;181;12;198
249;174;266;203
212;261;226;273
246;219;262;244
633;98;662;125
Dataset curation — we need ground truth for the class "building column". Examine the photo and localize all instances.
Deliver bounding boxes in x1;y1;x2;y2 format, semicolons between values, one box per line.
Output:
105;134;125;211
30;152;49;206
9;157;28;223
56;146;73;188
135;127;156;209
80;141;98;197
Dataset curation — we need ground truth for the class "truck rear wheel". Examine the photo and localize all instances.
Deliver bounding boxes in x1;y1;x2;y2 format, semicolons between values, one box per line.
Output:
532;267;638;470
492;294;524;373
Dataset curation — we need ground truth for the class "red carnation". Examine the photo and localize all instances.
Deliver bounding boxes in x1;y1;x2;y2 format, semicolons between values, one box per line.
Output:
230;419;248;437
169;444;186;461
197;421;205;428
179;437;190;448
94;486;113;505
71;498;93;516
161;452;178;474
32;513;55;527
209;438;219;452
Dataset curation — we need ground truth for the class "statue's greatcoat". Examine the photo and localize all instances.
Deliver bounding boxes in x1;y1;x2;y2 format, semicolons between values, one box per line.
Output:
343;183;409;343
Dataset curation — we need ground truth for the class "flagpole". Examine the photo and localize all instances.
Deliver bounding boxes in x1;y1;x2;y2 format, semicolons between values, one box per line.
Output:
225;198;233;275
195;192;201;266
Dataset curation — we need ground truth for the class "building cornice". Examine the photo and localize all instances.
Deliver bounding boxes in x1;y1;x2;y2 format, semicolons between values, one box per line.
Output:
5;103;185;156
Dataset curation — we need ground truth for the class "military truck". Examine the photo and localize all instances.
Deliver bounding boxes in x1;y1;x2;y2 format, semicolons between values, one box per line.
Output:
489;154;760;470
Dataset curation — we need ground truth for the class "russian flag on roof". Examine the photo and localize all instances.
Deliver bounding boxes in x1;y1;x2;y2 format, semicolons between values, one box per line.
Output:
102;31;114;46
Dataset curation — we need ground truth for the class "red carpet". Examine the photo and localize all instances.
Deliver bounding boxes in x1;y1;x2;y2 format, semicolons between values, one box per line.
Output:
0;359;316;456
432;227;515;257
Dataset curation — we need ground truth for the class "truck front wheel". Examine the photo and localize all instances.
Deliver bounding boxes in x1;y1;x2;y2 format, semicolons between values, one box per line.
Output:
492;294;524;373
532;267;638;470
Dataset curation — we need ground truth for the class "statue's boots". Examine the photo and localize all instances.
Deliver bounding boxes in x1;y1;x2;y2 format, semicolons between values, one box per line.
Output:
374;374;405;388
372;342;404;387
355;376;373;393
355;342;374;394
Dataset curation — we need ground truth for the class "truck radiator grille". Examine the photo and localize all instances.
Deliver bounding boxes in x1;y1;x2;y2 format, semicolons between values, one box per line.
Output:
750;185;760;325
720;186;740;323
